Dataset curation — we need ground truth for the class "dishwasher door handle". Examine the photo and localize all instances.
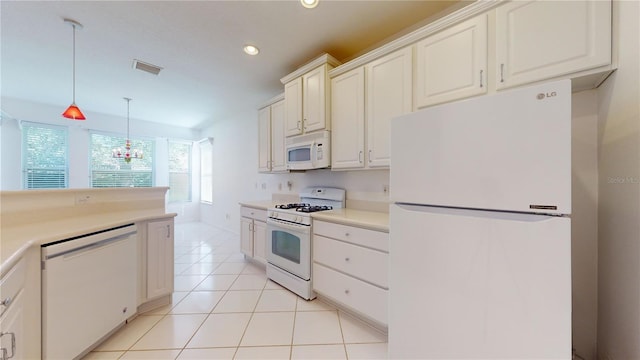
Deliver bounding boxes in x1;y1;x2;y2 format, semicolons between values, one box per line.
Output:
44;233;134;261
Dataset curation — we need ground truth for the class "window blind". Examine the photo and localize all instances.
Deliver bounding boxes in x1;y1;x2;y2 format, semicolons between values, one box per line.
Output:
90;132;154;188
22;122;68;189
200;138;213;203
168;140;192;202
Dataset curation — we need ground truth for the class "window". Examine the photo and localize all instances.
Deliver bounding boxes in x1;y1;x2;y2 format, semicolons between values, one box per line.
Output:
22;122;68;189
168;140;192;202
200;138;213;203
90;132;154;187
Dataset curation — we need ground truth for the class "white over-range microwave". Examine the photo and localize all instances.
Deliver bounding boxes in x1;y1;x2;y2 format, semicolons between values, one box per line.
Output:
286;130;330;170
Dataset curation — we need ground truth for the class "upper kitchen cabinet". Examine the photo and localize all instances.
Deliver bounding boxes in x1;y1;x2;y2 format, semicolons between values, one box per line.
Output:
281;54;341;137
331;67;365;169
258;106;271;173
365;47;412;168
258;95;287;173
495;0;612;90
414;14;487;109
330;47;412;170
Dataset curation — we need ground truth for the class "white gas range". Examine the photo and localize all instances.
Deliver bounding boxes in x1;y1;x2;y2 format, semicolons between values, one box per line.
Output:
266;187;345;300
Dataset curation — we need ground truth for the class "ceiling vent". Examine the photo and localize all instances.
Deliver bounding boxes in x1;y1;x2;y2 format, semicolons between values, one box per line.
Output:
132;59;163;75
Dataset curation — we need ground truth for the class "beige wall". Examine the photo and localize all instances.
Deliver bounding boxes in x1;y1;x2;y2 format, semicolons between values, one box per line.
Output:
571;90;599;360
597;0;640;359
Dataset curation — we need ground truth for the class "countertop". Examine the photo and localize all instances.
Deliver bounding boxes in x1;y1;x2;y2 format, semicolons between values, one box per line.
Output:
1;211;176;275
311;208;389;232
238;200;281;210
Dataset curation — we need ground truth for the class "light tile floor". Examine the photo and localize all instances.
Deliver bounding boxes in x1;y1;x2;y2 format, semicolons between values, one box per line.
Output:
83;222;387;360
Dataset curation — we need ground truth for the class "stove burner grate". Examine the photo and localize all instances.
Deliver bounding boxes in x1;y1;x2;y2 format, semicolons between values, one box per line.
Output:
296;205;333;213
275;203;310;210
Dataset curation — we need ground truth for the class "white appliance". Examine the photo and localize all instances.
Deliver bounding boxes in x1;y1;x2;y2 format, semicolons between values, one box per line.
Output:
266;187;345;299
286;130;331;170
42;224;138;360
389;80;572;359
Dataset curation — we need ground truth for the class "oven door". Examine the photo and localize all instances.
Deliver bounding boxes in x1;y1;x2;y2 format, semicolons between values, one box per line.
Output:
266;218;311;280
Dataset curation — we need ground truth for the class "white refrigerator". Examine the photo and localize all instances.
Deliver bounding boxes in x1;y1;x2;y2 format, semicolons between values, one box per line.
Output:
389;79;572;359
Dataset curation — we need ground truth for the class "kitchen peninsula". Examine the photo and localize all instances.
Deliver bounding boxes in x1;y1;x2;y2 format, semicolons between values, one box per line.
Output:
0;187;176;359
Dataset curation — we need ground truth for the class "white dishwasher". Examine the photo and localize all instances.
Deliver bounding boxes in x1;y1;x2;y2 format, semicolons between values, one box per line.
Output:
42;224;138;360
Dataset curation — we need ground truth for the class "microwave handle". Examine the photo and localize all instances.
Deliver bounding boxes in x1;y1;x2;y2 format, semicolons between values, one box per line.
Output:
286;140;315;151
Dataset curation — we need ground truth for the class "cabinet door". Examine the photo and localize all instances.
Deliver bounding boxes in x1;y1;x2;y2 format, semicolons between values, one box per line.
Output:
331;67;365;170
0;291;25;360
303;64;328;133
270;100;287;172
366;47;412;168
240;217;254;257
415;14;487;108
284;78;303;136
495;0;611;89
147;220;174;300
258;106;271;172
253;221;267;264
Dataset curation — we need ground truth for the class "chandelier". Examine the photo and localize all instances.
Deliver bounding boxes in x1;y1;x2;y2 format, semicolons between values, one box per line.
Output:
112;98;143;163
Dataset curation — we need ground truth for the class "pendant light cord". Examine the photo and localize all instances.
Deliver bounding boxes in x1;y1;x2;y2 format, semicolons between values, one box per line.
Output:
72;24;76;103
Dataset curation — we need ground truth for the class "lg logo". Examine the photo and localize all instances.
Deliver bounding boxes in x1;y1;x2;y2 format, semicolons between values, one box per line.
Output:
537;91;557;100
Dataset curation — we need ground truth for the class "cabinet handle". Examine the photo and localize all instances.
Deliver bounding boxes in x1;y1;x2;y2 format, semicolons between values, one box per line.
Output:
166;224;170;238
249;223;254;232
500;64;505;83
303;119;307;130
368;150;372;163
480;70;484;88
358;151;363;163
0;332;15;360
0;297;11;307
297;120;301;130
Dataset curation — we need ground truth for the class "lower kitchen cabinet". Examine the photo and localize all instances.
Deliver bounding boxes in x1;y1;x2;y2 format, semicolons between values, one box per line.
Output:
138;218;175;307
312;220;389;326
240;206;268;265
0;247;40;360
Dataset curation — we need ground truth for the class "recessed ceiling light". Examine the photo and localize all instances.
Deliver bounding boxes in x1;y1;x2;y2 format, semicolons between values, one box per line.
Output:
301;0;318;9
243;45;260;56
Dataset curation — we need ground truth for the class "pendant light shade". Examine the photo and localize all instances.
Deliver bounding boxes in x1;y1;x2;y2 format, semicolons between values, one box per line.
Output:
62;104;86;120
62;19;86;120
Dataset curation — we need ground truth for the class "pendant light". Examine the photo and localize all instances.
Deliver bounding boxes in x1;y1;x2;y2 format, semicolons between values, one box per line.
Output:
62;19;86;120
112;98;143;163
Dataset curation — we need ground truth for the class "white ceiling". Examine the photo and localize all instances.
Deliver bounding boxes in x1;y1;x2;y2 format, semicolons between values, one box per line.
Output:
1;0;464;130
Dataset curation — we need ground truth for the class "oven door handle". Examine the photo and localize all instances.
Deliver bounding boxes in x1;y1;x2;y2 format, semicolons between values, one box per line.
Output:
267;218;311;234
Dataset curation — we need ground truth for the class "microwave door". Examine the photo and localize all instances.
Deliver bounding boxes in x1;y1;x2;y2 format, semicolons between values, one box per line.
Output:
287;141;316;170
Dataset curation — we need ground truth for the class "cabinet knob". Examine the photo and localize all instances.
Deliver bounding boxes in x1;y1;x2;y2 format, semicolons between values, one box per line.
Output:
345;232;350;237
345;257;350;262
344;289;350;295
0;297;11;307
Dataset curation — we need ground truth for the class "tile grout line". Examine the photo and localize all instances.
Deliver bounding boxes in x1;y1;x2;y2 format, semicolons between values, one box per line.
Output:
233;272;269;358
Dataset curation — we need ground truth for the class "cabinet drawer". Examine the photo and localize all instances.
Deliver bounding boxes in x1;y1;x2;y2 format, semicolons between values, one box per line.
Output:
313;263;387;325
313;221;388;252
314;235;388;288
0;257;26;316
241;207;267;221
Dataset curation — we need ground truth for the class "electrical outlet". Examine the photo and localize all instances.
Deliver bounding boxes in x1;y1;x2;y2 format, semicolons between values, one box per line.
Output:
75;194;91;205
